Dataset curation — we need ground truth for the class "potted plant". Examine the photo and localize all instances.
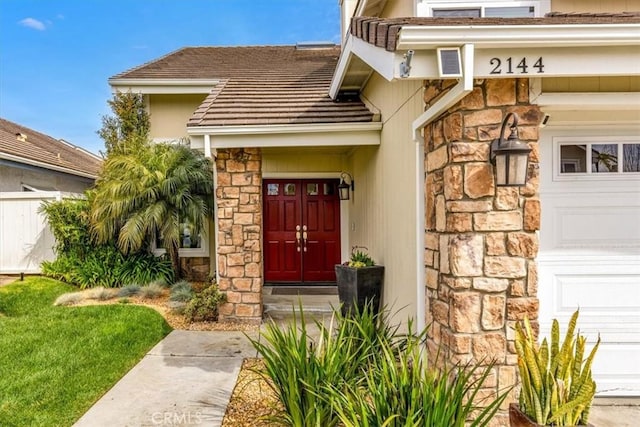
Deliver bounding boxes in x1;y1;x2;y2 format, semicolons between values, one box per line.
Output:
335;246;384;316
510;309;600;426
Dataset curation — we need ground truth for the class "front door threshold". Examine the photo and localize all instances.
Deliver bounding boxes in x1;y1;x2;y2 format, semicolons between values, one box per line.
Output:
263;285;340;321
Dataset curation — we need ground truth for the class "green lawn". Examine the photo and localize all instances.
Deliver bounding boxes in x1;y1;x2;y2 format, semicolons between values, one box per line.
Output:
0;277;172;427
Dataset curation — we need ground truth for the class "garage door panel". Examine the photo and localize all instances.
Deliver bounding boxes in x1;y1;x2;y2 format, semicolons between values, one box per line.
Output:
542;194;640;252
592;344;640;396
540;129;640;396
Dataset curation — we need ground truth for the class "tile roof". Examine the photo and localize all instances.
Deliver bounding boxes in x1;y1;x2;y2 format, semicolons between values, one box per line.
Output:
111;45;376;127
0;118;102;178
351;13;640;51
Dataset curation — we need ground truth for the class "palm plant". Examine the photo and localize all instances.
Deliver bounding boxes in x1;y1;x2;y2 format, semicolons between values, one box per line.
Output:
90;143;214;279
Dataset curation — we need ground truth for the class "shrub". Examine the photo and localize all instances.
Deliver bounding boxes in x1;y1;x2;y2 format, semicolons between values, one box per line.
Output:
139;283;165;299
250;302;508;427
118;284;141;297
39;197;174;289
347;246;375;268
184;283;226;322
41;255;77;284
86;287;117;301
53;292;84;306
249;302;394;426
326;331;507;427
170;280;193;302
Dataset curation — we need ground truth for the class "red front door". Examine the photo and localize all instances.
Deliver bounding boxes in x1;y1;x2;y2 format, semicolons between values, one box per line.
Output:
263;179;341;283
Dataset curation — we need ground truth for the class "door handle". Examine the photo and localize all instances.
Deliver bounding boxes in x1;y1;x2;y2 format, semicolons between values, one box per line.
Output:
302;225;308;252
296;225;301;252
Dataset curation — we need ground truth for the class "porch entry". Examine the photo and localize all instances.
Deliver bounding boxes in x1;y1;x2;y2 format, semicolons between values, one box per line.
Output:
263;179;341;284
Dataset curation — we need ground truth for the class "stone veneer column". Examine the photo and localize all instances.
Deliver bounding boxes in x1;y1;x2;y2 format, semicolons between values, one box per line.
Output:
215;148;263;323
424;78;542;426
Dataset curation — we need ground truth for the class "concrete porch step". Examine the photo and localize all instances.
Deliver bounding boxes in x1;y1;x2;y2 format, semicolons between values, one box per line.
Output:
262;285;340;322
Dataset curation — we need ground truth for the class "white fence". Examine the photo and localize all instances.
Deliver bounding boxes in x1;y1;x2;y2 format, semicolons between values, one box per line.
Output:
0;192;68;274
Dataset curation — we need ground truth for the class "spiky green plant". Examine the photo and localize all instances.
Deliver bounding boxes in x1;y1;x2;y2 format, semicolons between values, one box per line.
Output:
324;323;507;427
248;301;389;426
515;310;600;426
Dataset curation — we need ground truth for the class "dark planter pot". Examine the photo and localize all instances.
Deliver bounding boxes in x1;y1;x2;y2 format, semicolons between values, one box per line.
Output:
335;264;384;316
509;404;595;427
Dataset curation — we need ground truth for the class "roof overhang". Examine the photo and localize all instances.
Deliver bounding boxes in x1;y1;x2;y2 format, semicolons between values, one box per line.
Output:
331;23;640;97
187;122;381;150
108;78;219;94
0;153;98;180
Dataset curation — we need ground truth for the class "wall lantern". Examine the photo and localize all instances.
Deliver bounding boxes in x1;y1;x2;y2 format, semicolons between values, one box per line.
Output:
338;172;354;200
490;112;532;187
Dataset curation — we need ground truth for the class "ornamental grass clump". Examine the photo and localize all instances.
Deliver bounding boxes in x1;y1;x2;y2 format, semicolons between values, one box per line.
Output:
515;309;600;426
170;280;194;302
250;302;507;427
325;323;507;427
249;302;388;426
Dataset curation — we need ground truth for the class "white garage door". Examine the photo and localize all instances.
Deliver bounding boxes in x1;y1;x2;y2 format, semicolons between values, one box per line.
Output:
539;128;640;396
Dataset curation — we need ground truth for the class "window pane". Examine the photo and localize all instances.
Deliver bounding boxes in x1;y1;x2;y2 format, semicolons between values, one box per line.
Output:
560;145;586;173
485;6;535;17
433;8;481;17
267;183;279;196
284;183;296;196
591;144;618;173
306;183;319;196
156;222;203;249
180;222;201;249
623;144;640;172
324;183;335;196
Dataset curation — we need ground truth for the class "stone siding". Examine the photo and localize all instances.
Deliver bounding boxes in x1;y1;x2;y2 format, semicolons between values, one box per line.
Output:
179;257;210;282
215;148;263;323
424;78;542;426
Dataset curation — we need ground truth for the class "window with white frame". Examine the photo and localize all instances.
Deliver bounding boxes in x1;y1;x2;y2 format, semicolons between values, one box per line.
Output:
416;1;549;18
555;137;640;179
152;220;209;257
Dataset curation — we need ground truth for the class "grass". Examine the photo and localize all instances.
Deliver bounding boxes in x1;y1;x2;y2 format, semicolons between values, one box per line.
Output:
0;277;172;427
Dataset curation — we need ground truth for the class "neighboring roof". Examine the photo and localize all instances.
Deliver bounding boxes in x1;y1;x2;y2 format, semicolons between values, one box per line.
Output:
351;13;640;51
111;45;376;128
0;118;102;179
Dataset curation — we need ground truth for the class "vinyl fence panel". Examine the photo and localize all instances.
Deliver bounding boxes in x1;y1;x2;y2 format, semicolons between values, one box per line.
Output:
0;192;64;274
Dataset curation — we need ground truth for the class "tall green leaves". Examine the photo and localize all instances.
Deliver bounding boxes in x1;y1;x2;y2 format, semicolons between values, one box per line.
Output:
98;91;150;156
515;310;600;425
91;143;214;278
39;198;173;288
250;303;508;427
40;198;92;257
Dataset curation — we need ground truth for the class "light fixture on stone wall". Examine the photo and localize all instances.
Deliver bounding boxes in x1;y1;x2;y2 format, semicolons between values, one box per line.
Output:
338;172;354;200
490;112;532;187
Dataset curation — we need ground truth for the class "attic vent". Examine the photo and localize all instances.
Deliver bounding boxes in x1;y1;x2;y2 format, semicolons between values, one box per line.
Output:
296;41;336;50
335;90;360;102
16;132;27;142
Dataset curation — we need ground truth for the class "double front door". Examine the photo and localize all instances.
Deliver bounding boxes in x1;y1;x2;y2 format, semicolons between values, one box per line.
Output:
263;179;341;283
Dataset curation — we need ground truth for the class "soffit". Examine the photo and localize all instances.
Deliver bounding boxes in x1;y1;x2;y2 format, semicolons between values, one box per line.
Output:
334;13;640;94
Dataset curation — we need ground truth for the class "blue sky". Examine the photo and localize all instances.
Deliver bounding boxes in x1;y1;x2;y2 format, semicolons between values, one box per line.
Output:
0;0;341;155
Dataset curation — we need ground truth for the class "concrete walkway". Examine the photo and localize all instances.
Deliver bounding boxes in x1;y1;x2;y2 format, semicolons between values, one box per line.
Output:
70;285;639;427
73;330;258;427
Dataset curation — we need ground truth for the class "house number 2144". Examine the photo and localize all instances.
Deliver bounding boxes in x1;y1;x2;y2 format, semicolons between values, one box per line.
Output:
490;57;544;74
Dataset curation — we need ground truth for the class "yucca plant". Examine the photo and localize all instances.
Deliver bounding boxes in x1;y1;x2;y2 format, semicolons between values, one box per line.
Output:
514;309;600;426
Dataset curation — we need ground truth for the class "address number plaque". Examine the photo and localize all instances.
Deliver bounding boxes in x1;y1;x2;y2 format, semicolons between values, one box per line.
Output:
489;57;545;75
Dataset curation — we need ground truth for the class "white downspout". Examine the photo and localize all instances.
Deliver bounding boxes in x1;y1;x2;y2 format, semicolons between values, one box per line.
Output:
413;44;475;332
204;134;220;285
